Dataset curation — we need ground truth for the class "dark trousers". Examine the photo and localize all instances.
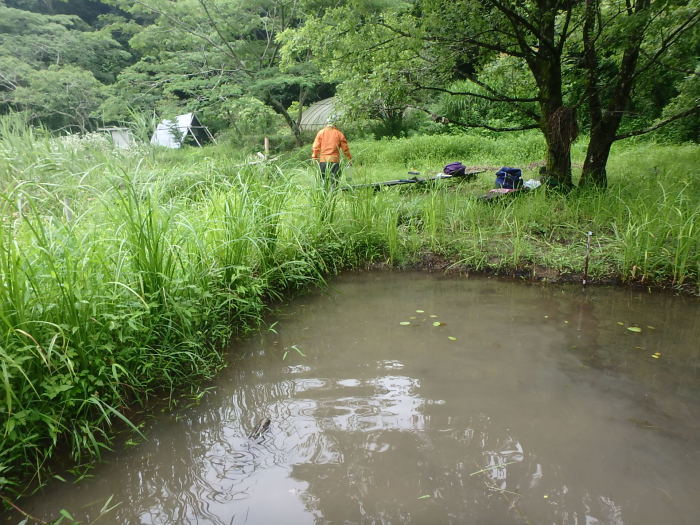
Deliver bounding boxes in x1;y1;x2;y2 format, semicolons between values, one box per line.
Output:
318;162;340;183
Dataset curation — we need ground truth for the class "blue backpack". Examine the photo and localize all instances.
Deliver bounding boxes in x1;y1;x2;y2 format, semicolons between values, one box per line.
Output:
495;167;523;189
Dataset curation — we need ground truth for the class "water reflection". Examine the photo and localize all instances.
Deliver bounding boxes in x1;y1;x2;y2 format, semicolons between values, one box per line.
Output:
7;273;700;525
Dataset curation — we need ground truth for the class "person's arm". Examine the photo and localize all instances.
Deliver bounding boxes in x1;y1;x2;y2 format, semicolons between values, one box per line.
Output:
339;131;351;160
312;131;321;160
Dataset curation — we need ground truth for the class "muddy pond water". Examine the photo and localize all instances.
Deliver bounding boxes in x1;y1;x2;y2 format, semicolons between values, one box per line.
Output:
8;272;700;524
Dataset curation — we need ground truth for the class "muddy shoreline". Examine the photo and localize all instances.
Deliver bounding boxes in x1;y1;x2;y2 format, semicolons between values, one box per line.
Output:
368;252;698;296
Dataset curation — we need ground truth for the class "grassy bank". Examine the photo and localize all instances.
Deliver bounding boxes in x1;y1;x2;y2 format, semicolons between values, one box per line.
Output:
1;118;698;498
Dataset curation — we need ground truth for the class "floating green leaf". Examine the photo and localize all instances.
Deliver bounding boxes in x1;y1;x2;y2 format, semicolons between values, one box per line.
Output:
627;326;642;333
416;310;425;313
432;321;441;327
418;494;431;500
430;315;438;318
400;321;411;326
646;325;656;330
617;322;625;326
448;336;457;341
59;510;75;520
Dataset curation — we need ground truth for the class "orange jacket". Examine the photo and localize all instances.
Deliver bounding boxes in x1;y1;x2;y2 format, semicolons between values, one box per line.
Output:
311;126;351;163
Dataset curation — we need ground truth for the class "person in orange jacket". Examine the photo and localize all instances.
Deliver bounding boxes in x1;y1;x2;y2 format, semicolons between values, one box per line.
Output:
311;116;352;184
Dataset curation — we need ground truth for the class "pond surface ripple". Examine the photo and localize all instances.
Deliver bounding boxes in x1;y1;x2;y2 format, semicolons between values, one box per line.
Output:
9;273;700;524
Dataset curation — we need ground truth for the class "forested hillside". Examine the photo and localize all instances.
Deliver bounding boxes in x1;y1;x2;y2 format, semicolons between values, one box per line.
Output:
1;0;697;185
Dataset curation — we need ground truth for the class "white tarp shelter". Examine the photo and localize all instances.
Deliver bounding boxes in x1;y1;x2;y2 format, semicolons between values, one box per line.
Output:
98;127;135;149
150;112;214;148
299;97;336;132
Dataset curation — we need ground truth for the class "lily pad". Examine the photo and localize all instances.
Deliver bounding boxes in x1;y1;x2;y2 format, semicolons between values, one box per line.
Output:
627;326;642;333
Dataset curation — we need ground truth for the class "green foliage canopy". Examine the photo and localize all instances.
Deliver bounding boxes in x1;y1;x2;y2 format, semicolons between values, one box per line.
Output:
12;65;105;131
0;3;131;129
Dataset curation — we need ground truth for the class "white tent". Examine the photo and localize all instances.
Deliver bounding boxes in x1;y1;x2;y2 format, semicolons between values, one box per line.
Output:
150;112;215;148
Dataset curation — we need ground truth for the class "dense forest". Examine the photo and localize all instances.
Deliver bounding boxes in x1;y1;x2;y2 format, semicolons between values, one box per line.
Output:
1;0;698;187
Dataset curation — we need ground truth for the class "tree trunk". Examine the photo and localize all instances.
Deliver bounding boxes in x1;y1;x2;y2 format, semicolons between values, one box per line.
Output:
580;125;614;188
580;0;606;189
489;0;575;188
535;60;575;189
579;0;650;188
543;126;574;188
269;96;304;147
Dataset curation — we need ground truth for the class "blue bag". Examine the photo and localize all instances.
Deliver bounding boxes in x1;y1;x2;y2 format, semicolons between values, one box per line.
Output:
495;167;523;189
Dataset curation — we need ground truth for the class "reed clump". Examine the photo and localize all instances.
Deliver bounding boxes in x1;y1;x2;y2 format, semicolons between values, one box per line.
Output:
0;116;697;496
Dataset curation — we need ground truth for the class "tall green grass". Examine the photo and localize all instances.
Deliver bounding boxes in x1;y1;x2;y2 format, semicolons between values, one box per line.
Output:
0;116;697;500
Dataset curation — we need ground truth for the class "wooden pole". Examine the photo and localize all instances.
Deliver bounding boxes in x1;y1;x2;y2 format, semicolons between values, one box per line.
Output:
264;137;270;159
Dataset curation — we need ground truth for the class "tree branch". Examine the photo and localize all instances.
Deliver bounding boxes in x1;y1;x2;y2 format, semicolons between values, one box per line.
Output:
462;73;541;121
614;105;700;141
129;0;251;75
583;0;603;125
407;105;540;132
485;0;555;51
638;50;700;76
334;37;401;62
376;21;528;58
0;71;19;90
197;0;250;74
558;5;574;53
632;8;700;81
413;84;539;104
